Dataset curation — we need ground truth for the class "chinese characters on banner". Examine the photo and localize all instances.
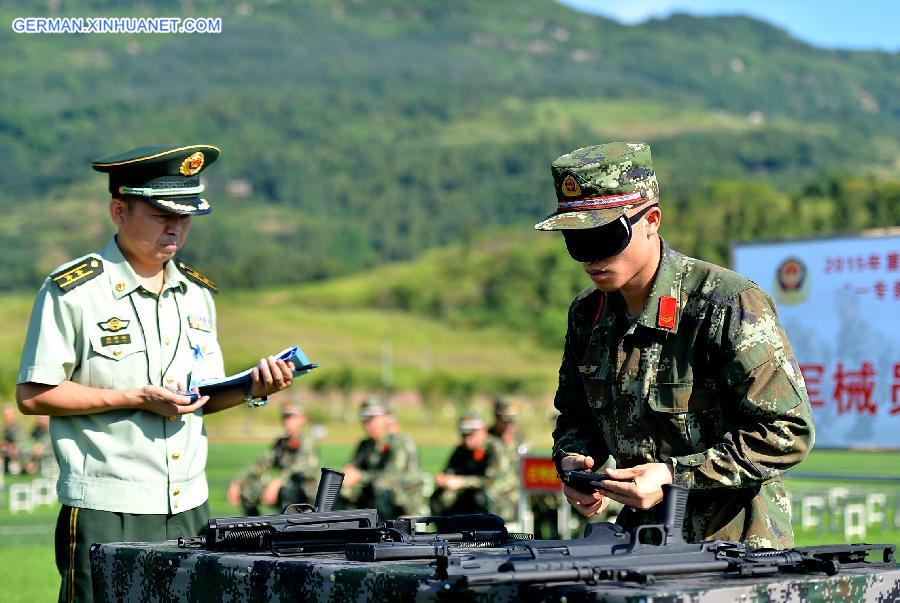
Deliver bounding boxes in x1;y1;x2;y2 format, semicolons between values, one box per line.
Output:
733;234;900;448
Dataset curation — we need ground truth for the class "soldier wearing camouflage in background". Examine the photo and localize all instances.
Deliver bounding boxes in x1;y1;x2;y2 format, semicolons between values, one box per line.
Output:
24;414;55;476
430;411;518;520
227;403;319;515
487;397;524;520
2;403;22;474
535;142;814;547
341;398;424;519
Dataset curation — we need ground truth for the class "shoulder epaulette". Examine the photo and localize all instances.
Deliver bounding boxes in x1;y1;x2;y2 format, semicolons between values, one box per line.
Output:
51;257;104;293
176;260;218;294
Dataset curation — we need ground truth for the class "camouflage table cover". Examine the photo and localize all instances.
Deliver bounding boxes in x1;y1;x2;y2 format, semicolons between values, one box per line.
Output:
90;541;900;602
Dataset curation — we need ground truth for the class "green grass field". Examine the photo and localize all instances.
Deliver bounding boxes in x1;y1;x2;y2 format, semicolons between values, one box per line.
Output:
0;446;898;602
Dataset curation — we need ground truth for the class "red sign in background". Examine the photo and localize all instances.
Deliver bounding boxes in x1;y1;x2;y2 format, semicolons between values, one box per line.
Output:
522;456;561;492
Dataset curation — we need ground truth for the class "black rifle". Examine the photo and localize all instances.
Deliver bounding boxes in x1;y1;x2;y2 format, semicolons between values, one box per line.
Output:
434;484;895;588
178;467;523;555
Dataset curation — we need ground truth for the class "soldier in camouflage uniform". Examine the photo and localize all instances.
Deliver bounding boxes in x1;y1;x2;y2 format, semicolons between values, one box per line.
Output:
24;414;55;476
227;403;319;515
341;398;424;519
487;397;524;520
535;142;814;547
2;402;22;474
430;411;517;520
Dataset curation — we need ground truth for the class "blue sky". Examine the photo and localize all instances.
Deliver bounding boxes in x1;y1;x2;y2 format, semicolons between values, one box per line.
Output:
558;0;900;52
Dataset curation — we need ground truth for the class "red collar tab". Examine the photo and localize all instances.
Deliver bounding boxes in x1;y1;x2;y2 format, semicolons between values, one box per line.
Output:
657;295;677;329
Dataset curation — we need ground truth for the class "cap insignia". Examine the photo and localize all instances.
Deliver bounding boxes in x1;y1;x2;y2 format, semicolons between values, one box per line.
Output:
180;152;205;176
561;174;581;198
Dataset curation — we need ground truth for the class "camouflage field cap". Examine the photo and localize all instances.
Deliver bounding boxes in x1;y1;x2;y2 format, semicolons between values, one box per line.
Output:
493;396;519;421
280;402;303;416
458;410;486;434
359;397;388;420
535;142;659;231
92;144;220;215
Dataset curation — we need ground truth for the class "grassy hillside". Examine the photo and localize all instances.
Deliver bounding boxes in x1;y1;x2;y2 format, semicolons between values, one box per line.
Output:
0;233;574;400
2;0;898;292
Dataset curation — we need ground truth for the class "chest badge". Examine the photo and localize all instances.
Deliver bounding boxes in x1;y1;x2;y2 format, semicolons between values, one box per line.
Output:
657;296;677;330
98;317;130;332
187;314;211;332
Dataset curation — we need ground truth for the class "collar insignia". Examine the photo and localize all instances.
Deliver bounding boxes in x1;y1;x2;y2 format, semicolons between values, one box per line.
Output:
657;295;677;330
98;317;130;332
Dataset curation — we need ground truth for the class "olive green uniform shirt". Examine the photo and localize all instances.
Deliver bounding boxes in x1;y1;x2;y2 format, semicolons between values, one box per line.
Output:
17;237;225;514
552;240;814;547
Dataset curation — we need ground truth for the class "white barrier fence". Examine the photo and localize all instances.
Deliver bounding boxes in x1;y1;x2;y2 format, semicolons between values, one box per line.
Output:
789;484;900;540
1;477;58;513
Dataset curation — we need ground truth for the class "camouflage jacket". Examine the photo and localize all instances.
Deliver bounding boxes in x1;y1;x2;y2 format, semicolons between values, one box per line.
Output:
442;434;518;515
348;432;421;492
239;430;320;502
552;240;814;547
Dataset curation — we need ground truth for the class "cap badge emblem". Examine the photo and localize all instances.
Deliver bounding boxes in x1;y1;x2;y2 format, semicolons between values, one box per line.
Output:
561;174;581;198
180;152;205;176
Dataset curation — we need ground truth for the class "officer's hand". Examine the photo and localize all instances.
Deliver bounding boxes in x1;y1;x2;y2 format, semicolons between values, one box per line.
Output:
226;480;241;506
137;385;208;417
249;357;294;399
598;463;674;510
342;464;361;487
261;478;281;507
561;454;608;517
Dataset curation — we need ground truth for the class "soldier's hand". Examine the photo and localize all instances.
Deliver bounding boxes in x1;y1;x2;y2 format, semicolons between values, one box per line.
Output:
136;385;208;417
261;479;281;506
249;357;294;399
226;480;241;506
434;473;465;490
598;463;674;510
342;464;361;487
561;454;608;517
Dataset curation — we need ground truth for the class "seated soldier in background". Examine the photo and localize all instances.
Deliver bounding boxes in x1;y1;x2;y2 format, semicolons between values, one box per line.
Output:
384;402;427;515
227;402;319;515
487;397;524;521
24;414;54;476
430;411;516;520
341;398;424;519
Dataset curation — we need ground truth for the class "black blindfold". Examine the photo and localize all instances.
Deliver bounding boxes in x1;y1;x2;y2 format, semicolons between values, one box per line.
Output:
562;204;657;262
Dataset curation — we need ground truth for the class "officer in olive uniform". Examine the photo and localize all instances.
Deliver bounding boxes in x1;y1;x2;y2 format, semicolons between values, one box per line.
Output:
536;142;814;547
430;411;517;520
16;145;298;603
341;398;424;519
227;402;320;515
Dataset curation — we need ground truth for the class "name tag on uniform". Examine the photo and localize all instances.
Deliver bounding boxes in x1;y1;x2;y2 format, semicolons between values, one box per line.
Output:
187;314;211;332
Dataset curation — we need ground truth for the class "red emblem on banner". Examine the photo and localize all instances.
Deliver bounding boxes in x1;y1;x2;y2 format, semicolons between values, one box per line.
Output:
658;295;677;329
